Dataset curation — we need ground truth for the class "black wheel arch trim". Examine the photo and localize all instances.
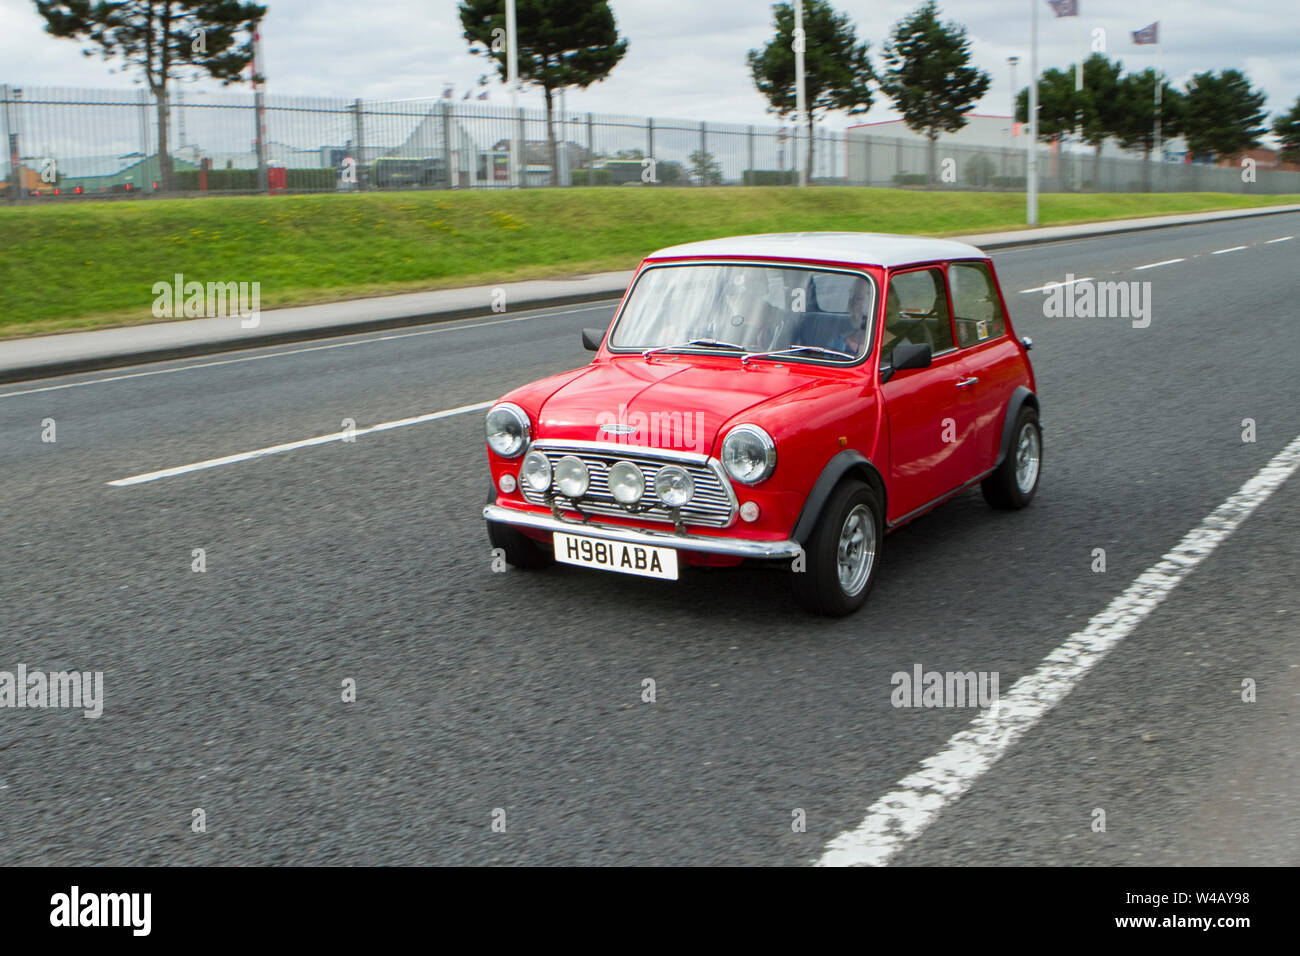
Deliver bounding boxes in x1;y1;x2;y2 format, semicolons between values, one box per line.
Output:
994;386;1040;469
791;450;887;545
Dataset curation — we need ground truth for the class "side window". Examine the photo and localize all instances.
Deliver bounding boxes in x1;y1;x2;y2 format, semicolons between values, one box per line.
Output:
880;268;955;366
949;262;1007;348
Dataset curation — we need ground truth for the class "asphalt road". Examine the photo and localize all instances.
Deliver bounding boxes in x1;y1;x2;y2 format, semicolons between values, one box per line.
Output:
1;214;1297;865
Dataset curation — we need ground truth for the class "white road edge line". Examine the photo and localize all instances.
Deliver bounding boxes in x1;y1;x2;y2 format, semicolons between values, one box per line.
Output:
817;431;1300;867
0;301;618;401
107;401;492;487
1133;258;1186;271
1017;277;1094;294
1211;246;1247;254
1266;236;1294;243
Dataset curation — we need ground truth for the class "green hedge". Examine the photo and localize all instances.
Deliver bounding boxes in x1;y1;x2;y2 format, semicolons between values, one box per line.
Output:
743;169;797;186
173;167;336;192
571;168;612;186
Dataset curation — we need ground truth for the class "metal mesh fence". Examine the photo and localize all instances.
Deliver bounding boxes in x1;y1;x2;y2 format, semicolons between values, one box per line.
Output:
4;84;1298;200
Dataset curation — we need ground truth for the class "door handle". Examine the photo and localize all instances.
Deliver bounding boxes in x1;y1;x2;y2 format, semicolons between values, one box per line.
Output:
956;376;980;388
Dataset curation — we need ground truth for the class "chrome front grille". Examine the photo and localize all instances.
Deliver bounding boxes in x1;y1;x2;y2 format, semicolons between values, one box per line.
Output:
520;441;736;528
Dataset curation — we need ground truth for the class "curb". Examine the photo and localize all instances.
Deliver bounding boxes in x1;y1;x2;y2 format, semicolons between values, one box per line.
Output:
3;202;1297;386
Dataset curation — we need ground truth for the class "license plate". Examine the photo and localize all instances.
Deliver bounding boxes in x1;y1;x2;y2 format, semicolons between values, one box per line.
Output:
553;532;678;580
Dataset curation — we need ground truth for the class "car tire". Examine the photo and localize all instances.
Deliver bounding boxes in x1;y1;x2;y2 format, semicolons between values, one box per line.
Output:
485;487;553;569
981;406;1042;509
790;479;883;617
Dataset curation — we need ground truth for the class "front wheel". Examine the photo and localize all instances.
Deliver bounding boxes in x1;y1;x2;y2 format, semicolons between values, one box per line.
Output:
790;479;883;617
486;487;553;569
981;406;1042;509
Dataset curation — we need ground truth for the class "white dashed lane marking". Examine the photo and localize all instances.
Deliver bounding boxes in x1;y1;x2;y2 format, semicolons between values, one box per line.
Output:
1211;246;1248;255
107;401;493;487
1017;276;1094;294
1134;258;1186;271
818;432;1300;867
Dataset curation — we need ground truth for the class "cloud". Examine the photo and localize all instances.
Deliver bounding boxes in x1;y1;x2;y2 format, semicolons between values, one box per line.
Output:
2;0;1296;127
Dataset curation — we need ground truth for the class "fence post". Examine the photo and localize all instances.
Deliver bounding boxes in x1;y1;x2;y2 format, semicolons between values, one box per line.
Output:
647;117;654;166
699;121;706;185
352;99;365;190
516;105;527;188
441;100;453;189
138;89;150;194
586;112;593;168
2;85;17;202
746;125;754;185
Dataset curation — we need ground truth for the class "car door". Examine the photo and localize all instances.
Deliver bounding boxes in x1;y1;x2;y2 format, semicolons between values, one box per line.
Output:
946;259;1026;475
879;265;979;523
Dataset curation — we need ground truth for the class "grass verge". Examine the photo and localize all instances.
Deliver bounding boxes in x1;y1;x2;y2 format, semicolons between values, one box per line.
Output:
2;187;1295;337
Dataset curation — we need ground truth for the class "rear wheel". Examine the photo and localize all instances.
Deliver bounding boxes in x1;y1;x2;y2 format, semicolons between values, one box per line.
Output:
981;406;1041;509
791;479;883;617
485;487;553;569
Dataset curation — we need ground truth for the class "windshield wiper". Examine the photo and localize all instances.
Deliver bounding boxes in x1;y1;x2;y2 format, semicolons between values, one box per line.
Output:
741;345;855;365
643;338;746;361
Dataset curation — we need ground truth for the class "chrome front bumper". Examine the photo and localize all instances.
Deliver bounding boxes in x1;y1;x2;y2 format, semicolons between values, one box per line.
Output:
483;504;801;559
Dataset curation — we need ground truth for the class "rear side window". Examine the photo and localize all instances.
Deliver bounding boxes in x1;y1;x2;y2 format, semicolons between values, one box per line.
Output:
881;268;955;365
948;262;1006;347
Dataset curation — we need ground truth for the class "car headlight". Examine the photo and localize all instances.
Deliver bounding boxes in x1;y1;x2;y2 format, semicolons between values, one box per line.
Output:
654;465;694;506
721;424;776;485
520;450;552;492
607;461;645;504
485;403;530;458
553;456;590;498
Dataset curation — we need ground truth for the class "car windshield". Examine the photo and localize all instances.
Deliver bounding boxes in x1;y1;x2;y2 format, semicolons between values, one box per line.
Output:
609;263;875;362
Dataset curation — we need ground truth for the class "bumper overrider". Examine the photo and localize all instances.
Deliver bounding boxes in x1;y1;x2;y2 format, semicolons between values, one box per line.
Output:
482;504;802;559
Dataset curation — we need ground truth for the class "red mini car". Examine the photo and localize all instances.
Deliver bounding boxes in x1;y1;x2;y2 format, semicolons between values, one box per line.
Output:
483;233;1040;616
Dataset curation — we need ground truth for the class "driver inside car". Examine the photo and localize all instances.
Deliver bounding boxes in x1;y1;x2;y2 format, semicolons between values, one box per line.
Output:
824;281;872;357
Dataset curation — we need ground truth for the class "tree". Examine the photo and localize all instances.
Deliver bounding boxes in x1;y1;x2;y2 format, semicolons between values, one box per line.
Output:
1015;54;1124;186
878;1;990;184
747;0;872;182
460;0;627;187
35;0;265;192
1271;95;1300;164
688;150;721;186
1111;68;1185;187
1182;69;1267;162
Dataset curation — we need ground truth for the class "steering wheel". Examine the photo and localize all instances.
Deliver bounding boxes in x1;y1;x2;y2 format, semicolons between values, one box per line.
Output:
890;311;936;351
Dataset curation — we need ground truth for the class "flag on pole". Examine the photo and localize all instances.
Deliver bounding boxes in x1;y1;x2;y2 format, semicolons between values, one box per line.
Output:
1131;22;1159;44
1047;0;1078;16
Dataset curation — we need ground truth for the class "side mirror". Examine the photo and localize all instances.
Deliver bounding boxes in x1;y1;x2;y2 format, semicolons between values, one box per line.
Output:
879;341;932;383
581;328;605;352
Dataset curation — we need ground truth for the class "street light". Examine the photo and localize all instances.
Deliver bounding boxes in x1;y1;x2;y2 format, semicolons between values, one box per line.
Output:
1008;56;1019;147
1027;1;1038;225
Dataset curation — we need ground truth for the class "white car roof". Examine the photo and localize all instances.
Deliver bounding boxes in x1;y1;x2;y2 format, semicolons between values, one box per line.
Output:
645;232;986;268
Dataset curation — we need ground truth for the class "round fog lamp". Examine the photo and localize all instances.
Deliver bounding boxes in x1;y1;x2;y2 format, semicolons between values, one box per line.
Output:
607;461;645;504
553;456;590;498
520;450;552;492
654;465;694;507
498;473;517;494
739;501;760;522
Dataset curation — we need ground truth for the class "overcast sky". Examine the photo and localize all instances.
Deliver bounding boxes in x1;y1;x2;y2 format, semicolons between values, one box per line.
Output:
2;0;1296;133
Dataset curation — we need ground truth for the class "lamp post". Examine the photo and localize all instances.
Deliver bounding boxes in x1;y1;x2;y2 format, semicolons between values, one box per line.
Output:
1027;1;1039;225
